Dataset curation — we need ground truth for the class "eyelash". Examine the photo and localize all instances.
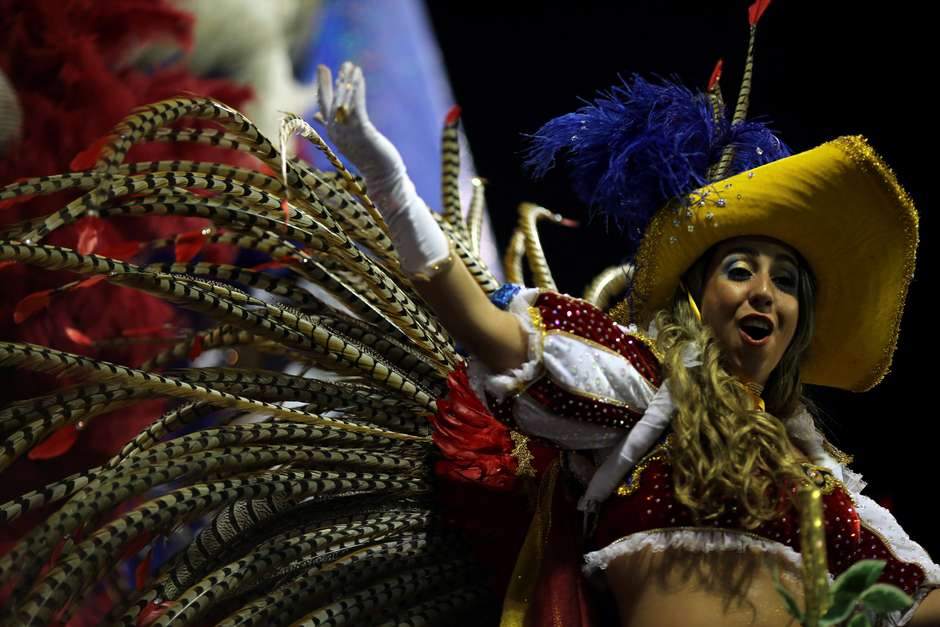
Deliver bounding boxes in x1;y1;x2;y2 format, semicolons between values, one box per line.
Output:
727;266;797;289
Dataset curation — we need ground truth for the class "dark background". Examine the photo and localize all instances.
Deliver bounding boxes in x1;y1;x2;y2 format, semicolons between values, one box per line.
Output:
425;2;937;556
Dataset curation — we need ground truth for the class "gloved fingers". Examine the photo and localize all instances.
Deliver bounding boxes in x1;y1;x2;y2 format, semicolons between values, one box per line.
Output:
339;85;357;125
316;65;334;123
348;65;368;122
334;62;355;123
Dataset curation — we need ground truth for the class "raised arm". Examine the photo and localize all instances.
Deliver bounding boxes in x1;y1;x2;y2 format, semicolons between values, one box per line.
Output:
316;62;527;373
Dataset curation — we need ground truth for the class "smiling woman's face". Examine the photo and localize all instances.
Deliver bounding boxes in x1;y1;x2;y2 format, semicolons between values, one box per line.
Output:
698;236;801;387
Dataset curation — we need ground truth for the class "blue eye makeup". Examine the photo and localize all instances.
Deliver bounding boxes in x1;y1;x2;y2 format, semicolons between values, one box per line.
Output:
723;258;752;280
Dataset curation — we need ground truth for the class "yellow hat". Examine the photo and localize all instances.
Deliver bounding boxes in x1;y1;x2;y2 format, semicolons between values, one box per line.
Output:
621;136;918;392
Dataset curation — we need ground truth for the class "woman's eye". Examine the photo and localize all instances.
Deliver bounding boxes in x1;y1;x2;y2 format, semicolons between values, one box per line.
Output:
728;267;751;280
774;275;797;289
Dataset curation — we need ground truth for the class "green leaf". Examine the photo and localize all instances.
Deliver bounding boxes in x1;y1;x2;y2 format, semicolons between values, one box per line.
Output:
846;612;873;627
770;565;804;623
822;561;886;624
858;583;914;613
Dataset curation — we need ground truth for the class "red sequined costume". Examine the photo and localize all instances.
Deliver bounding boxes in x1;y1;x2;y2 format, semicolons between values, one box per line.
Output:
443;288;940;625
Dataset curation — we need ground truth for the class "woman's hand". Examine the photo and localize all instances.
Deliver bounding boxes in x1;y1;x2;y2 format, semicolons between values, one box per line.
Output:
314;61;528;376
315;62;404;192
315;61;449;277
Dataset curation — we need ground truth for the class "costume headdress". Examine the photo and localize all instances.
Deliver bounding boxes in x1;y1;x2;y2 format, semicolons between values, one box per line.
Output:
523;0;918;392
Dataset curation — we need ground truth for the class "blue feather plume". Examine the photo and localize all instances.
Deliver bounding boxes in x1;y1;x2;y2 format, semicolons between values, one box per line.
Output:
523;73;791;247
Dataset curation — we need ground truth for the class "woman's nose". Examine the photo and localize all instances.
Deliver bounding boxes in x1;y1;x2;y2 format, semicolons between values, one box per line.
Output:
748;273;774;309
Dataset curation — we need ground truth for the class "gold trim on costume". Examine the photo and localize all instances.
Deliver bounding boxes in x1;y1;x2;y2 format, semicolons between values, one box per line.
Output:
616;435;673;497
510;431;536;477
821;439;855;466
407;252;455;282
860;519;925;578
831;136;919;391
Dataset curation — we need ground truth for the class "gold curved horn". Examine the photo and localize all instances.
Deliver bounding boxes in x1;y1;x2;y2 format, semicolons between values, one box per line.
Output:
582;263;634;310
517;202;578;291
466;177;486;257
503;228;526;286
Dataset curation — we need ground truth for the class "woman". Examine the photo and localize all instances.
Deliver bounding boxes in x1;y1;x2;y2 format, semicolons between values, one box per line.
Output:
0;14;935;627
316;56;940;625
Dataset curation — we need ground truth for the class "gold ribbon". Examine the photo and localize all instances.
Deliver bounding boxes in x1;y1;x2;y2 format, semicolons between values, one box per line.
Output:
500;458;560;626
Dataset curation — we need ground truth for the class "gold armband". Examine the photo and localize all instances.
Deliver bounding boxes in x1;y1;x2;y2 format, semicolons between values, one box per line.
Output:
406;242;457;282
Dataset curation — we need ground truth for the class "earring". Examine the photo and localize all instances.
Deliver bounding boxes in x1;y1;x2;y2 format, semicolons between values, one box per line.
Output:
681;280;702;322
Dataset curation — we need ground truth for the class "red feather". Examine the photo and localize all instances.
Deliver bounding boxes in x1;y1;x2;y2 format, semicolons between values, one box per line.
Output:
708;59;724;92
445;105;461;126
135;549;153;590
76;216;104;255
280;198;291;227
28;424;79;460
65;327;94;346
137;601;174;627
748;0;772;26
70;134;114;172
0;177;35;210
188;334;203;360
122;324;171;337
73;275;109;290
13;289;53;323
121;530;154;562
174;230;207;262
96;240;144;260
250;260;289;272
0;260;17;270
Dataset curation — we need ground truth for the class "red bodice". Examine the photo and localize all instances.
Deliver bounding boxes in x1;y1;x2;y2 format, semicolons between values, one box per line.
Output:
594;440;927;595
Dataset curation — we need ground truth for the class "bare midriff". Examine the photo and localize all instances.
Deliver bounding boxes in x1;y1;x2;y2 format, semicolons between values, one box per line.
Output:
605;544;806;627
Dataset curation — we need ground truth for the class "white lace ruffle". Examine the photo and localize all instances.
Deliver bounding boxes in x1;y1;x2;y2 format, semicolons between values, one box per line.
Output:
582;528;828;582
854;492;940;584
784;405;844;481
467;287;543;404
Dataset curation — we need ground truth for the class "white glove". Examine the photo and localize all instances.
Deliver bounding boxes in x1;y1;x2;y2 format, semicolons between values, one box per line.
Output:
316;62;450;278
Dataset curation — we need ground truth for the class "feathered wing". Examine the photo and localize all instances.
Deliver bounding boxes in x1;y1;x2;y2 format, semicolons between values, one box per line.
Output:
0;96;503;626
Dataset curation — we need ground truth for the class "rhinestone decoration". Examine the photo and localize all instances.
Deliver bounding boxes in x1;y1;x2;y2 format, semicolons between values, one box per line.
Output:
490;283;523;311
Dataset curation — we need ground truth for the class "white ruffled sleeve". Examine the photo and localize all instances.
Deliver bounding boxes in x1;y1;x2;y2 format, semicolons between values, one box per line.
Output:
467;287;544;403
466;288;662;453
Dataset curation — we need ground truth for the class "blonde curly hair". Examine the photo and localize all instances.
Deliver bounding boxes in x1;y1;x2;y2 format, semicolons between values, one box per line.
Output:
650;244;818;529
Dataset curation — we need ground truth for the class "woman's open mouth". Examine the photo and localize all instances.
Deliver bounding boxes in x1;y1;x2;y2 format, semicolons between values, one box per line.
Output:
739;317;773;346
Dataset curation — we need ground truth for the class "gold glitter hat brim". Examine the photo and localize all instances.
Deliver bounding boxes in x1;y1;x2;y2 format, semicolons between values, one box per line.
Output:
625;135;919;392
